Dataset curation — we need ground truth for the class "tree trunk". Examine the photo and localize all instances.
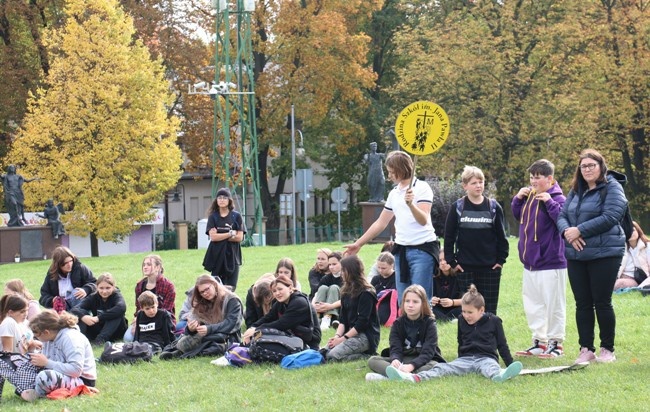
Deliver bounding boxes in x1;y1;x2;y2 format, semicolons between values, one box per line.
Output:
90;231;99;257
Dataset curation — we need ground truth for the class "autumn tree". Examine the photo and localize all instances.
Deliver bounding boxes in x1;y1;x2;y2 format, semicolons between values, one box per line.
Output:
7;0;182;256
569;0;650;226
388;1;599;223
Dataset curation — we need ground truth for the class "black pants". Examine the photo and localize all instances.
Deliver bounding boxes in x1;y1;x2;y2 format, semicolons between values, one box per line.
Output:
567;257;621;352
212;264;240;291
456;268;502;315
79;317;128;343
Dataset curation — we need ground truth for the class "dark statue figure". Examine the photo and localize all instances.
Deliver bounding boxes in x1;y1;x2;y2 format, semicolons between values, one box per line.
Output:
38;199;65;238
364;142;386;203
1;165;40;227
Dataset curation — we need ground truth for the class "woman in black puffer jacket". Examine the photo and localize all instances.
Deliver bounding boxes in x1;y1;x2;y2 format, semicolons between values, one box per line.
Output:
557;149;627;364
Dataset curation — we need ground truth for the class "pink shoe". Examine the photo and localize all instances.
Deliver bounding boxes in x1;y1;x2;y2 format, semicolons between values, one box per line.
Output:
575;347;596;364
597;348;616;363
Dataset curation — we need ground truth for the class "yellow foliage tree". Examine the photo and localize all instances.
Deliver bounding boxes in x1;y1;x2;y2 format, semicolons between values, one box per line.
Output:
7;0;182;254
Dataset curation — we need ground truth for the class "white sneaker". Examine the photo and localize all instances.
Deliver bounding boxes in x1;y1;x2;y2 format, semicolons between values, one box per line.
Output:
210;356;230;366
320;315;332;330
365;372;388;382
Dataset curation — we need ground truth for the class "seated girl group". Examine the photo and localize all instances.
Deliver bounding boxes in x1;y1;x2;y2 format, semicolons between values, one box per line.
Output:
0;242;523;403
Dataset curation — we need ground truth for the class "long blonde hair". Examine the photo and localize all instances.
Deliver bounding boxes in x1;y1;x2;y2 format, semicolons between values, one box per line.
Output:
4;279;35;300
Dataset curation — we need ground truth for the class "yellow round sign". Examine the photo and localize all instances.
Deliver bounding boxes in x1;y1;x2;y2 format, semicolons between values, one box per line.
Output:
394;101;450;155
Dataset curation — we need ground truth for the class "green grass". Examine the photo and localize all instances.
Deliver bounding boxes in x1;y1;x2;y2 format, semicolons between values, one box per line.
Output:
1;240;648;411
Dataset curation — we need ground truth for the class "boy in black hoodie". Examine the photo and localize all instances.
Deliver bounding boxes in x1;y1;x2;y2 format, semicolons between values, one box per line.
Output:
386;284;522;383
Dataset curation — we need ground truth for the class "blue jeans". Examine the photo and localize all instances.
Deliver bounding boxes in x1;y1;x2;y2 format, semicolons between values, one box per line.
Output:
417;355;502;380
395;248;435;303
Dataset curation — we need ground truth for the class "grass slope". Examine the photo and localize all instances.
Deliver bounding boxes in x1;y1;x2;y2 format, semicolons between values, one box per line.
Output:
1;240;647;411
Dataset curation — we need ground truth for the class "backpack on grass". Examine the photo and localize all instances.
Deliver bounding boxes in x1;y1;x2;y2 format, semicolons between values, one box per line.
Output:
99;342;153;364
248;328;304;363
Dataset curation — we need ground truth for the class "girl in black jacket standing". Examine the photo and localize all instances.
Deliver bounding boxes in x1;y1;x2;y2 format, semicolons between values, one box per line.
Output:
366;285;445;381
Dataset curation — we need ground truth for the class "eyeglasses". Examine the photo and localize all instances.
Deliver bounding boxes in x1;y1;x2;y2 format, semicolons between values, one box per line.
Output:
61;259;73;265
216;196;229;200
580;163;598;171
198;285;213;295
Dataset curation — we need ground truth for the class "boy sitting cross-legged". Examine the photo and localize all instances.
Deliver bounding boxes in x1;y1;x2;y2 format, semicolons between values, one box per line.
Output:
134;291;175;352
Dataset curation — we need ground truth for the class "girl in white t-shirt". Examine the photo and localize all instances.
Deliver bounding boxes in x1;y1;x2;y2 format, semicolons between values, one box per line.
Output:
0;295;34;354
346;151;438;303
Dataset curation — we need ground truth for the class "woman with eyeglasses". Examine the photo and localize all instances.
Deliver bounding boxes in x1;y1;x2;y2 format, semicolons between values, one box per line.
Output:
39;246;96;312
202;187;245;291
159;275;242;360
557;149;628;364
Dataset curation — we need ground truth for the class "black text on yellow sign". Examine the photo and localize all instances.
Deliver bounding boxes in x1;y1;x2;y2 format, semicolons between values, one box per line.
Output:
395;101;450;155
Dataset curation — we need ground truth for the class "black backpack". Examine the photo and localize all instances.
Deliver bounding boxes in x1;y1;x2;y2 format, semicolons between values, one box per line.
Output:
99;342;153;364
248;328;305;363
599;170;633;241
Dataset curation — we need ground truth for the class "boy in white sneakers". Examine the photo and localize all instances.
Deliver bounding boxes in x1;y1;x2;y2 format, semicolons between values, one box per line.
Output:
511;159;567;358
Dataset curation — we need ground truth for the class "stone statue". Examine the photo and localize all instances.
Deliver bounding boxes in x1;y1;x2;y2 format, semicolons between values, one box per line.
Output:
364;142;386;203
1;165;40;227
38;199;65;238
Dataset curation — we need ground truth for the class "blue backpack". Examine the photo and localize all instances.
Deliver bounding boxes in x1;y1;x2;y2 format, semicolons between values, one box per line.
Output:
280;349;324;369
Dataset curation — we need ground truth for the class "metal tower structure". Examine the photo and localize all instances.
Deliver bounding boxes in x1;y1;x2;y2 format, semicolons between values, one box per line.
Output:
211;0;262;245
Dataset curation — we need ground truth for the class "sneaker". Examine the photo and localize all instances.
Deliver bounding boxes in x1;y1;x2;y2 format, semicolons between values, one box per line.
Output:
575;347;596;364
385;365;415;383
320;315;332;330
20;389;38;402
597;348;616;363
515;339;547;356
492;361;523;383
538;340;563;359
210;356;230;367
331;319;340;329
365;372;388;382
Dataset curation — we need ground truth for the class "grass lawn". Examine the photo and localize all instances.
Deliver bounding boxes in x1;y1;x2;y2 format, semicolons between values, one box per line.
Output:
1;239;648;411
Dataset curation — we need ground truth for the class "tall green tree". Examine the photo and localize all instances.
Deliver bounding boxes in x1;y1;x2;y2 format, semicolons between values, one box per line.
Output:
389;1;598;214
0;0;65;166
7;0;182;256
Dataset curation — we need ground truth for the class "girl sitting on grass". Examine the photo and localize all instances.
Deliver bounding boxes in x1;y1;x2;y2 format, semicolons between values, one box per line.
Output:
308;248;332;300
366;285;445;381
160;275;242;360
324;255;380;362
22;310;98;402
243;274;321;352
4;279;41;322
0;295;37;354
386;284;522;383
430;251;462;322
71;273;128;345
313;252;344;330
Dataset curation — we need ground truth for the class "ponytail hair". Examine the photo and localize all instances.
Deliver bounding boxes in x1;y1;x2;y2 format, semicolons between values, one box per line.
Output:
461;284;485;309
29;309;78;335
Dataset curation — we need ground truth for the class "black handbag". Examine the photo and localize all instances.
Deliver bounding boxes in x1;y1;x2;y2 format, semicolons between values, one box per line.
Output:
633;267;648;285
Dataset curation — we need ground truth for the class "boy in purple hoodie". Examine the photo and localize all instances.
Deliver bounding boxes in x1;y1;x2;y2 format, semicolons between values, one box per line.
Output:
511;159;567;358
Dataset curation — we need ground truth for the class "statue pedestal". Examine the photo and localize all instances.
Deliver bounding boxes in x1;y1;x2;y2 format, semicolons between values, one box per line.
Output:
0;226;61;263
359;202;394;244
